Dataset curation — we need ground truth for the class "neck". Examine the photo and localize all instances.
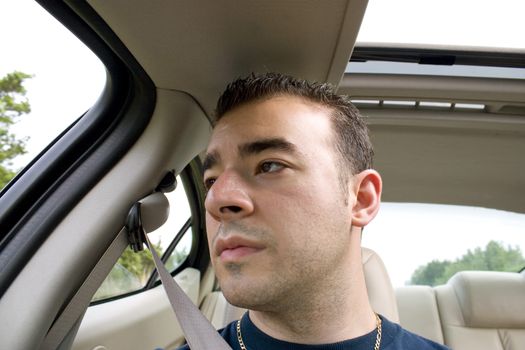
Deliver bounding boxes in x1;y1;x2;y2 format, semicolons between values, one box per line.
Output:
249;231;376;344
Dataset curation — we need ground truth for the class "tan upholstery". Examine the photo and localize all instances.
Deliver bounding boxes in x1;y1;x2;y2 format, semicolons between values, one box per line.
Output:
396;286;444;344
362;247;399;322
201;247;400;328
435;271;525;350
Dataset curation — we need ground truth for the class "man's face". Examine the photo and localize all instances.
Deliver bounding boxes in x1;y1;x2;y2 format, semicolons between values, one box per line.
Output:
203;96;355;311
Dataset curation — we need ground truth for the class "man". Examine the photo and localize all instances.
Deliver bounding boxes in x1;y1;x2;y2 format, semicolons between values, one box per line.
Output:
182;73;448;349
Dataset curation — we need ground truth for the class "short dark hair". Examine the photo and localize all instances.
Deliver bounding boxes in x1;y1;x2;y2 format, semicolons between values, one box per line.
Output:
215;72;373;179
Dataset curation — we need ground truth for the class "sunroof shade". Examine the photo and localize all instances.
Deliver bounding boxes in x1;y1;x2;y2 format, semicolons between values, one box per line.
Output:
357;0;525;50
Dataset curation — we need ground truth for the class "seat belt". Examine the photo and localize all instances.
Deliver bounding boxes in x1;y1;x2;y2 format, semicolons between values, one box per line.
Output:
143;228;231;350
41;227;129;350
41;192;231;350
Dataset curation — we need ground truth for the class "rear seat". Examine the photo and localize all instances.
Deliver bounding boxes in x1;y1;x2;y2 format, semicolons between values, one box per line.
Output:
361;247;399;322
396;285;444;344
435;271;525;350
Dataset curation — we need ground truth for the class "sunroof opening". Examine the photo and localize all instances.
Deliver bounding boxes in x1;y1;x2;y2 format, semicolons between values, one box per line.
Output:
357;0;525;50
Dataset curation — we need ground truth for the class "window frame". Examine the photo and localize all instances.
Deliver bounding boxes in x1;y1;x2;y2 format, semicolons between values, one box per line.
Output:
0;0;155;298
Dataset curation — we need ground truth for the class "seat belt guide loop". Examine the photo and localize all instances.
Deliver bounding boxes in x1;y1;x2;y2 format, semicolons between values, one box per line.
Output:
125;202;146;253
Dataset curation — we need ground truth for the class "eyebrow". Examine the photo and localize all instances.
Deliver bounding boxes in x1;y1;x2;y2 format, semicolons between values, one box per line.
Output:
202;151;220;173
202;137;298;172
238;137;298;158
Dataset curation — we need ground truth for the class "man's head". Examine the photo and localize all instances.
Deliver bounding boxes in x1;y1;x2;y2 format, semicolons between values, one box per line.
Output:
203;73;382;312
215;72;374;191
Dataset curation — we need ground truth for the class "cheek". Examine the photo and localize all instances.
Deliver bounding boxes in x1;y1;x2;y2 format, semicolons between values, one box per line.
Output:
256;185;320;240
261;180;349;240
267;178;341;215
205;213;219;252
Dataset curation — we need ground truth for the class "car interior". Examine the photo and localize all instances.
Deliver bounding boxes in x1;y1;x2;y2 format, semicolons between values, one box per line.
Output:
0;1;523;350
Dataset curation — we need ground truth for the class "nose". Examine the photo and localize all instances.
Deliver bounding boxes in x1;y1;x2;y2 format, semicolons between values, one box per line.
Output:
205;170;254;222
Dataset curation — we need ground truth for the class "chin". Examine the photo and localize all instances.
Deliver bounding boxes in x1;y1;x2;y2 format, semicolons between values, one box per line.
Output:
221;284;252;309
219;276;273;311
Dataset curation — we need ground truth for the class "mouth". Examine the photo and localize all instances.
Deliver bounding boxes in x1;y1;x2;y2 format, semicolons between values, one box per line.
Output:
215;236;264;262
220;246;263;262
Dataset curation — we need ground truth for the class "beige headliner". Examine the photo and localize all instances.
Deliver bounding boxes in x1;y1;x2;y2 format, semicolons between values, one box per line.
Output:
88;0;367;117
86;0;524;213
341;74;525;213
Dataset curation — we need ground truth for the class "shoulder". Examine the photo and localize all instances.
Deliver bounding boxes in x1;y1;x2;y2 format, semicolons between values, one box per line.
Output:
393;329;450;349
382;317;450;350
175;319;238;350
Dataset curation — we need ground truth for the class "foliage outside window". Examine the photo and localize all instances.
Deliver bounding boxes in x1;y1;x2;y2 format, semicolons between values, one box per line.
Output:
410;240;525;286
0;72;31;189
1;0;105;191
363;203;525;287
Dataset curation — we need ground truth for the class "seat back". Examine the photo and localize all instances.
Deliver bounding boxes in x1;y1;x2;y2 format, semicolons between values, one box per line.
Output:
362;247;399;322
396;285;444;344
202;247;400;328
435;271;525;350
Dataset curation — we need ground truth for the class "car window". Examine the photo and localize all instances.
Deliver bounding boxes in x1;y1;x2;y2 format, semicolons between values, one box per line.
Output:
0;0;105;192
92;176;193;302
363;203;525;287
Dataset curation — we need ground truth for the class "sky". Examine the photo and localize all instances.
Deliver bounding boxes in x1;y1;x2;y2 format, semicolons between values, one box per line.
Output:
1;0;106;168
1;0;524;287
358;0;525;49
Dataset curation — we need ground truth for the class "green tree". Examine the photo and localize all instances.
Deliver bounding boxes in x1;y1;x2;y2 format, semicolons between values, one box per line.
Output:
93;239;191;301
410;241;525;286
410;260;451;286
92;241;164;301
117;240;163;285
0;71;32;189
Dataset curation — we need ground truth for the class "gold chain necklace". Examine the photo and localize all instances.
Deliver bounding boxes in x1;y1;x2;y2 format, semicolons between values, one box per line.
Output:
236;313;382;350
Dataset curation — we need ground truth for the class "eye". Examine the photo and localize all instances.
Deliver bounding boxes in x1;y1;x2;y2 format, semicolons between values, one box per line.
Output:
258;161;285;174
204;177;216;191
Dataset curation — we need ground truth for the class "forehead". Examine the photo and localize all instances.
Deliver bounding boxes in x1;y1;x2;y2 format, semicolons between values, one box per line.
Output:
207;96;334;153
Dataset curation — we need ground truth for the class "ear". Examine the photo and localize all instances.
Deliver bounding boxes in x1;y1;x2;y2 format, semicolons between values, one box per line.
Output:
350;169;382;228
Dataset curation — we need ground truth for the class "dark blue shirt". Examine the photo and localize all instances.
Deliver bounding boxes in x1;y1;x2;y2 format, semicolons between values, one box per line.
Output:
177;312;450;349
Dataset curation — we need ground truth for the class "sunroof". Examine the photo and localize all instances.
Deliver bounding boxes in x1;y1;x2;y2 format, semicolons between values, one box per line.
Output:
357;0;525;50
346;61;525;79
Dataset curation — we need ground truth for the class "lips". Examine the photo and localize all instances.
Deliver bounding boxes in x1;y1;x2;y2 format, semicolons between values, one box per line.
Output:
215;236;264;262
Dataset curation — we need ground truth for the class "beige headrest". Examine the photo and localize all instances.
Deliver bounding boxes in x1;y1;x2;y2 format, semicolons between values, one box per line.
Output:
362;247;399;323
449;271;525;328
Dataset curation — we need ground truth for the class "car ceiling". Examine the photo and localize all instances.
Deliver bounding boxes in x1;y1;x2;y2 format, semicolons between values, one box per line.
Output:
87;0;367;117
341;73;525;213
85;0;524;213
